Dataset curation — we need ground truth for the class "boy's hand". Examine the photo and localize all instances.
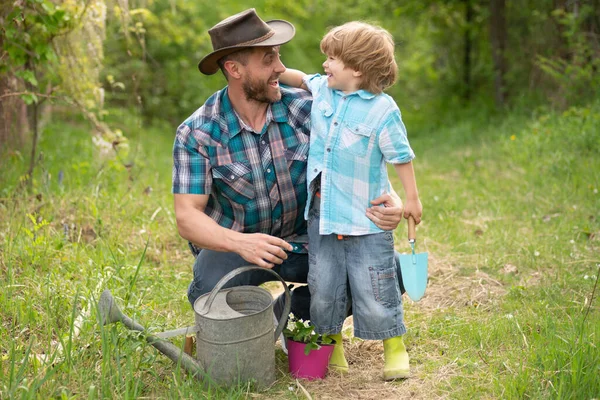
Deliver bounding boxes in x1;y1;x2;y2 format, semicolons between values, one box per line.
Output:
403;199;423;224
366;192;404;231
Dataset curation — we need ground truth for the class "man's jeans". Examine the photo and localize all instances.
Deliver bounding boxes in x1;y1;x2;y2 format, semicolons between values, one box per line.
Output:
187;249;312;320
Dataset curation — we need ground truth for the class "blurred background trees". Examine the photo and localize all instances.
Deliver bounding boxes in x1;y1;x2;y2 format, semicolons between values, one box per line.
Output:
2;0;599;163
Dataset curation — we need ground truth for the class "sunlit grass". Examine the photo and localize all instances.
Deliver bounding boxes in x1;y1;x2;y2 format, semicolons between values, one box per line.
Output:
1;102;599;398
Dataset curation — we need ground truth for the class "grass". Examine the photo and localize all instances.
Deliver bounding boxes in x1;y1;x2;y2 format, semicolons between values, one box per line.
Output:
1;102;599;399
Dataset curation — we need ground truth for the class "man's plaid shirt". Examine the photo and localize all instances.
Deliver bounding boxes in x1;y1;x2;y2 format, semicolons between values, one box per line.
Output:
172;86;312;254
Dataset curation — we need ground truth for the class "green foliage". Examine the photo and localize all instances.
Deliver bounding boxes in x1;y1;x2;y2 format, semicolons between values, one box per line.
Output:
2;0;72;103
1;98;599;397
282;313;334;355
97;0;600;126
537;5;600;106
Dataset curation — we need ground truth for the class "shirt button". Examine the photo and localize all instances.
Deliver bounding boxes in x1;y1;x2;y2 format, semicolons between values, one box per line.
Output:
267;168;271;173
334;122;338;126
261;140;266;144
230;175;235;179
314;168;318;172
326;148;331;152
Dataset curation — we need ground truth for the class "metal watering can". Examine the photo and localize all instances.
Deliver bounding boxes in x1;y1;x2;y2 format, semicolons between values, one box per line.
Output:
98;266;291;388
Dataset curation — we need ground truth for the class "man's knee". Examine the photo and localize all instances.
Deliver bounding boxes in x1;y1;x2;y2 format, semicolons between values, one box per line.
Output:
187;281;205;307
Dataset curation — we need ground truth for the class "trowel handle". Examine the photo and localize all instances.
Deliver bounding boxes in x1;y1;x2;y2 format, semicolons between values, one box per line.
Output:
408;216;417;241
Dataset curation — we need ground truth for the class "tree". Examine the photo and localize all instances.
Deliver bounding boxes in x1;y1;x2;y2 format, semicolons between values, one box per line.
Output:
1;0;118;186
489;0;507;107
0;1;28;150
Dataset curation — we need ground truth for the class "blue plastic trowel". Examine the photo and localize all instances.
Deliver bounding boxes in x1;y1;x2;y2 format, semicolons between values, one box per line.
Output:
398;216;428;301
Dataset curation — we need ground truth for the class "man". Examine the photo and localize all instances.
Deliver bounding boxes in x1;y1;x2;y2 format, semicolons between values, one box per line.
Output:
172;9;404;319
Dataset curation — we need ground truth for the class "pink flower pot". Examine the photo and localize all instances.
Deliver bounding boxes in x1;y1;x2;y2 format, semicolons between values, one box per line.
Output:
287;339;334;380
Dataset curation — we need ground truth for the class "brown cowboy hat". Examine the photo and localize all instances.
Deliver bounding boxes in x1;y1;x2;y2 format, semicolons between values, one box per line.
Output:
198;8;295;75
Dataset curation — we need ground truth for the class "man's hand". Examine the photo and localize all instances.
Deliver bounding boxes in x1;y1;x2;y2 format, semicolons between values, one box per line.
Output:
236;233;293;269
366;192;404;231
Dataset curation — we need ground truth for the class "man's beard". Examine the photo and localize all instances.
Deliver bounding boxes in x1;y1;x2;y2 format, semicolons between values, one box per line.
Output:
242;73;281;103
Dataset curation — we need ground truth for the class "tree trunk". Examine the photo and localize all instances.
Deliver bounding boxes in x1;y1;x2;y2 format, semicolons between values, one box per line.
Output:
489;0;507;106
0;76;29;150
463;0;473;102
0;4;28;150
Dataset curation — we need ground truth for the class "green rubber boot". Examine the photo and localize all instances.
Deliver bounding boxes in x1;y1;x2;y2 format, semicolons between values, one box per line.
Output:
383;336;410;380
328;333;349;373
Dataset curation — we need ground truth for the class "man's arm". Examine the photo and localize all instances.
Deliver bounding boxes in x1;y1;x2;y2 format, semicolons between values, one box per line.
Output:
366;187;405;230
280;68;309;90
174;193;292;268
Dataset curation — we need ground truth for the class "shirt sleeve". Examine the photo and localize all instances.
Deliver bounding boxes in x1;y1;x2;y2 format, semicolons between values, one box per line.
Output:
302;73;327;95
172;123;212;194
378;109;415;164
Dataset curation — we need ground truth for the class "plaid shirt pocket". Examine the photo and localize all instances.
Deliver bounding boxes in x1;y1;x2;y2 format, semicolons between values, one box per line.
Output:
285;142;310;163
212;162;255;204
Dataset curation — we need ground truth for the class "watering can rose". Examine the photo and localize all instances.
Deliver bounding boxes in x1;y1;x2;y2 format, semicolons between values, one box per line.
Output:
282;313;335;355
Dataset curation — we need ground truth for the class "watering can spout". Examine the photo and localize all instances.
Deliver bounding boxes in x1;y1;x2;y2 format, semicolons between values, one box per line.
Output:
98;290;124;326
97;290;205;379
97;267;292;388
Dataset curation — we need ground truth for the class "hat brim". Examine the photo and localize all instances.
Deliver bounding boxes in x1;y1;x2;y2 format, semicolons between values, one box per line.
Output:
198;20;295;75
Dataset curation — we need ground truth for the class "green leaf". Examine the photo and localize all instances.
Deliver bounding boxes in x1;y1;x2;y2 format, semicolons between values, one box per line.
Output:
304;342;319;355
320;334;334;345
21;93;38;105
18;70;38;87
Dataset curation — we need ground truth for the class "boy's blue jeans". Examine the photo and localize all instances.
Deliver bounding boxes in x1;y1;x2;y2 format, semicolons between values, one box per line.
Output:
307;195;407;340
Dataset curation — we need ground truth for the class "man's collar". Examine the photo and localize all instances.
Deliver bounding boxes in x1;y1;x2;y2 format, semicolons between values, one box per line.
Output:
270;98;289;123
214;88;288;144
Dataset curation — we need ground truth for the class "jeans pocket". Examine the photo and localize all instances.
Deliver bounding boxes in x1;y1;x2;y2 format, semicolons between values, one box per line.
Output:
369;264;400;308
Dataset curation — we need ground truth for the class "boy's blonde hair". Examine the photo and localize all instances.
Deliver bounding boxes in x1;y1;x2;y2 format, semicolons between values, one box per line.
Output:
320;22;397;94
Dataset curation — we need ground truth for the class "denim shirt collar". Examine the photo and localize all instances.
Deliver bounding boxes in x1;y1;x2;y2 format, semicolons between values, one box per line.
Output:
333;88;376;100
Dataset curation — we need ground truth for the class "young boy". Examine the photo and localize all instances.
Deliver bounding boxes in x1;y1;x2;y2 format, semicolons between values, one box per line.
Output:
279;21;422;380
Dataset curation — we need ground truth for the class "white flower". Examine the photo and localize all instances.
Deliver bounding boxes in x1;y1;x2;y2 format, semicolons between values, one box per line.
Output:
584;275;589;280
505;314;514;319
534;251;540;257
286;319;295;331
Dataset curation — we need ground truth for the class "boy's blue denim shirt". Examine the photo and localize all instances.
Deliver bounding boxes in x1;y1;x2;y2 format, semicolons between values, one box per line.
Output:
303;74;415;236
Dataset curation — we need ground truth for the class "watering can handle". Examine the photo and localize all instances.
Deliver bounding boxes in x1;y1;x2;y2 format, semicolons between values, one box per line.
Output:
408;216;417;242
200;265;292;343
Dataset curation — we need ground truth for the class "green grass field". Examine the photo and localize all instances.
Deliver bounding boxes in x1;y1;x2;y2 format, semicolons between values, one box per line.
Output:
1;102;599;399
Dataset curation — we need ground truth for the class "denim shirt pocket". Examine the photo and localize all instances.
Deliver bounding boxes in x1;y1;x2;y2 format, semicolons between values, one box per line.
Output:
318;100;333;117
211;162;255;203
339;120;375;157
